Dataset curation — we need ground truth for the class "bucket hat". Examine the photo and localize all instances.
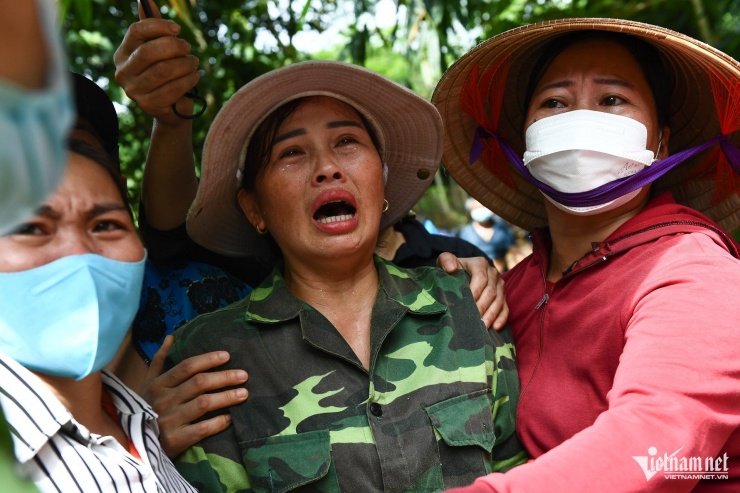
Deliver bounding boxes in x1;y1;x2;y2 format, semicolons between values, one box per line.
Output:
433;18;740;232
187;60;443;257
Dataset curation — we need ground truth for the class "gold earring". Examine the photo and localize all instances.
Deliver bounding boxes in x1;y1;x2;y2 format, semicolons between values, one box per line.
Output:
255;224;268;235
382;199;389;213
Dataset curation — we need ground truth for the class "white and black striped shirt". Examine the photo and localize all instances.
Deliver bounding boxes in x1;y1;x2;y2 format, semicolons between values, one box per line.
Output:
0;353;197;492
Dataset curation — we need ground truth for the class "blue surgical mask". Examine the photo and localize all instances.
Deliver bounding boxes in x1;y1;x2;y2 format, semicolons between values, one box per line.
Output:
0;253;146;380
0;1;74;234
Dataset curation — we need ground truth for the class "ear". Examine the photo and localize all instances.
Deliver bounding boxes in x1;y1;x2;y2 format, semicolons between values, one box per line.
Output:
237;189;266;232
657;125;671;160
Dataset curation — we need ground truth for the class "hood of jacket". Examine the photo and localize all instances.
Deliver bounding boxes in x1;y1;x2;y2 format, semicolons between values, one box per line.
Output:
528;192;740;278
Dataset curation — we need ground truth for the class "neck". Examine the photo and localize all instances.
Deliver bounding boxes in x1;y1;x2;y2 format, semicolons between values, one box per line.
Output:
375;226;406;261
284;253;379;311
34;371;128;445
283;253;379;369
35;371;103;422
472;221;494;240
545;191;650;281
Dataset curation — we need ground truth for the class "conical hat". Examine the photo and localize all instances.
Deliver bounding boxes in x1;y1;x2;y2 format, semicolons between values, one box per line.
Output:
434;18;740;232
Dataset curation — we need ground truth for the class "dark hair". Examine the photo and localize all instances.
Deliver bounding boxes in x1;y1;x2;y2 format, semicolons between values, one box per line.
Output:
68;138;132;217
524;31;670;127
71;72;120;159
239;96;383;192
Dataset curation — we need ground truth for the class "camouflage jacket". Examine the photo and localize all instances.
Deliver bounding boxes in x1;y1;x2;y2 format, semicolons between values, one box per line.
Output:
167;256;527;492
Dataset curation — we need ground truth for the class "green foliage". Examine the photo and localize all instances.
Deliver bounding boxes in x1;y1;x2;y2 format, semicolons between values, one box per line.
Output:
0;406;39;492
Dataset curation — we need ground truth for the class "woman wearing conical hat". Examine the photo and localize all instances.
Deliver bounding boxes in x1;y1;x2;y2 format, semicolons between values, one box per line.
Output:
435;18;740;492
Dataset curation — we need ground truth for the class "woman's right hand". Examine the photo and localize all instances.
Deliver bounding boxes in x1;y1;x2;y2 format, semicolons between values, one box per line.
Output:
113;0;200;127
142;335;249;459
114;0;201;229
437;253;509;331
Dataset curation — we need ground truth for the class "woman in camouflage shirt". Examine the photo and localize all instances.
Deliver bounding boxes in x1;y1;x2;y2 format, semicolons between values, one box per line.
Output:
165;61;528;492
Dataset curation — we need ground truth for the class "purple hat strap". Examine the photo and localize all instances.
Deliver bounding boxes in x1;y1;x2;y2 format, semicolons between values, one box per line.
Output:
470;127;523;169
472;129;740;208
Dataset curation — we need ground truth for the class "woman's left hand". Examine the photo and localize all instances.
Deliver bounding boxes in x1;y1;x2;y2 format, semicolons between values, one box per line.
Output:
437;253;508;330
141;335;249;458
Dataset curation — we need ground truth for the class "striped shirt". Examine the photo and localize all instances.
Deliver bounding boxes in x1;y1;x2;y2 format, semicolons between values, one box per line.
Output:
0;353;197;492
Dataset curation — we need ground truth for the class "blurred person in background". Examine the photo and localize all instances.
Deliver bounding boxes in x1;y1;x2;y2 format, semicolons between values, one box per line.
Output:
458;198;516;271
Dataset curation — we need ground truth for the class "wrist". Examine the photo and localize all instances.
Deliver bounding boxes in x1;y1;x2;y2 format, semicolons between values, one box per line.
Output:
152;114;193;134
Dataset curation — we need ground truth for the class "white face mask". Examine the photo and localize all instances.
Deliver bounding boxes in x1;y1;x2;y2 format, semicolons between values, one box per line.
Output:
523;110;658;215
470;207;494;223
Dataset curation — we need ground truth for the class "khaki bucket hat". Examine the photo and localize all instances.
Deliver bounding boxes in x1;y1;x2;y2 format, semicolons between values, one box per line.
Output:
188;60;443;256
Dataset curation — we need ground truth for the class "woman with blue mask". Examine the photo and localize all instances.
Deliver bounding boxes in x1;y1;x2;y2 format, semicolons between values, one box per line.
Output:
435;18;740;492
0;141;196;492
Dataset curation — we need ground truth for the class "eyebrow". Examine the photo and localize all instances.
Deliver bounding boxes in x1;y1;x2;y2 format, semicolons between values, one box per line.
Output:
89;203;129;218
537;77;636;93
273;128;306;145
32;203;128;220
272;120;365;145
592;77;636;90
33;205;60;220
326;120;364;130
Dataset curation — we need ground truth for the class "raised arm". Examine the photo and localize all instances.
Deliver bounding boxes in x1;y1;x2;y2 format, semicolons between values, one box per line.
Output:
114;0;199;230
0;1;49;89
0;0;73;234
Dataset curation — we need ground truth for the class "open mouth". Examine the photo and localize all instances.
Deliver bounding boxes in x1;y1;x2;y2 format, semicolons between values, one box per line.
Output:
314;200;357;224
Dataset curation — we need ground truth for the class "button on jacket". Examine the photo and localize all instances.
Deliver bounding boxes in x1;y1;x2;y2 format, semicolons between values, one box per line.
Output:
167;256;527;492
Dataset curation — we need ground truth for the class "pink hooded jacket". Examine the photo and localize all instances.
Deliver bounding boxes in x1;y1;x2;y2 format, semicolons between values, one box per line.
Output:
450;193;740;492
